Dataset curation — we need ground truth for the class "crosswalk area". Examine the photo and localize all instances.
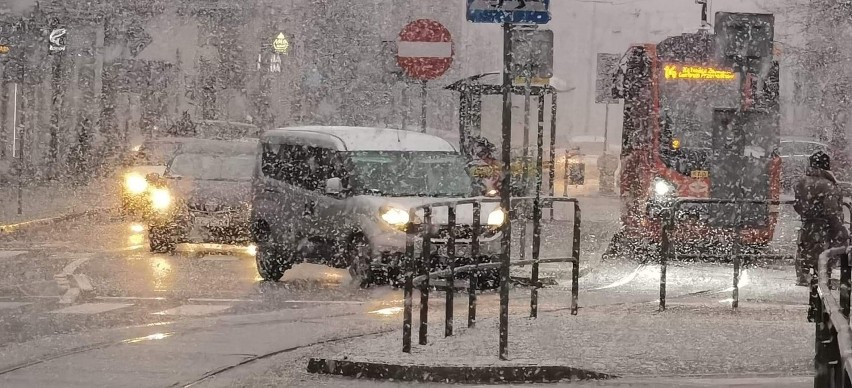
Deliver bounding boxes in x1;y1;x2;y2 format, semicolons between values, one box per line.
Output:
0;296;266;319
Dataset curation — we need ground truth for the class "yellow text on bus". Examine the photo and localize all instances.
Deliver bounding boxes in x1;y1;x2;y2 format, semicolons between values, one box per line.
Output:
664;64;735;80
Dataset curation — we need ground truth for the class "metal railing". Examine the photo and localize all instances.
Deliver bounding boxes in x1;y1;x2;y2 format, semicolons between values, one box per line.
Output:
812;246;852;386
401;197;581;355
658;198;796;311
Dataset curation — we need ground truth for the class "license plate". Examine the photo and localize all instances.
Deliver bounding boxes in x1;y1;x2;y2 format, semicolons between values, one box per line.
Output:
691;170;709;178
196;217;227;228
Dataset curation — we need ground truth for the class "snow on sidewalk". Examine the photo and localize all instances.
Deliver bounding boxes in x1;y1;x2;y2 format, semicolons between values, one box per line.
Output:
0;179;115;225
322;302;813;378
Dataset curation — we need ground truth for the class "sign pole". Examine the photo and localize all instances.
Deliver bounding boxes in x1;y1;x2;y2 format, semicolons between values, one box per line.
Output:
499;21;513;362
420;80;427;133
519;65;532;262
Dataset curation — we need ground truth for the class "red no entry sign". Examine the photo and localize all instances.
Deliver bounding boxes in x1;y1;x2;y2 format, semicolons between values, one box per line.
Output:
397;19;454;81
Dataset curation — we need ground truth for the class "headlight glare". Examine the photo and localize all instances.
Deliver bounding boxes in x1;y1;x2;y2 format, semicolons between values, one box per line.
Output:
654;179;675;197
150;188;172;211
487;208;506;226
125;173;148;194
381;207;410;226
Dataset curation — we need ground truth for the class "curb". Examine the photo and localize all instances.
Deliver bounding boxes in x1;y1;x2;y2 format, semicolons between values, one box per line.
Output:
306;358;617;384
0;208;111;234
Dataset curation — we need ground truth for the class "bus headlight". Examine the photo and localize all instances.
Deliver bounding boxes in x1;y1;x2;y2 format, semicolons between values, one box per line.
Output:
653;179;675;197
487;208;506;226
381;207;410;226
150;188;172;211
124;173;148;195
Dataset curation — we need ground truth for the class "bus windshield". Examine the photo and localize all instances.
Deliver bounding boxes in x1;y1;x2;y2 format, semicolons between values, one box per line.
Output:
659;65;740;150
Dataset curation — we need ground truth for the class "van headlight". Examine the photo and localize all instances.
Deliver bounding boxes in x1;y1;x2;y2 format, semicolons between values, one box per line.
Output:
124;173;148;195
487;208;506;226
381;206;410;226
653;179;675;197
150;188;172;211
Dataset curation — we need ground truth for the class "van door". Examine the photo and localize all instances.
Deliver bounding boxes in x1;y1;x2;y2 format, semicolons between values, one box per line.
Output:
253;142;297;247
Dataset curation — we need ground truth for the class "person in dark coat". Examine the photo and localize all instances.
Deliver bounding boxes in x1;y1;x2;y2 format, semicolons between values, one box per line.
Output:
793;151;850;286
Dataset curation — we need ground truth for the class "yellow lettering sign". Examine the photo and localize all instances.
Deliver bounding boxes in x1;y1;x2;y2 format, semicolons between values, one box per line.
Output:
664;64;735;80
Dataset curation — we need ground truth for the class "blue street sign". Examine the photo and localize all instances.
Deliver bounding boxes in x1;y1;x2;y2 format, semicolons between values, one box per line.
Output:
467;0;551;24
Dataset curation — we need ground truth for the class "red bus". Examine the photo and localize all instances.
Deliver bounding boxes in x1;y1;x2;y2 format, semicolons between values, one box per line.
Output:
608;30;781;259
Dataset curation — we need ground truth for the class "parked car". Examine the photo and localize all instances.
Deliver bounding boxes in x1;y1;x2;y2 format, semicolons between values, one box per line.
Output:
250;126;505;286
146;138;259;253
779;137;828;192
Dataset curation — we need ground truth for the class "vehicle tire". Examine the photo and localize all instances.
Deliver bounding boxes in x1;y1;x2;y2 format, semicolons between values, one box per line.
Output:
149;226;176;253
256;244;294;282
347;234;375;288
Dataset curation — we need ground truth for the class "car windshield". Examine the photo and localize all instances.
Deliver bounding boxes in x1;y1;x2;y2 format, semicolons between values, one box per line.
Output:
781;141;826;156
167;153;255;181
346;151;471;197
137;141;181;165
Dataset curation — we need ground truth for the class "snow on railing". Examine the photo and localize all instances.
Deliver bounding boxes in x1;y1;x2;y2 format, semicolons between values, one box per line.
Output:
812;246;852;386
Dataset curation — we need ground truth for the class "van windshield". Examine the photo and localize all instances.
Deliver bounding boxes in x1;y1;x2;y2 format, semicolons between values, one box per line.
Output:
346;151;471;197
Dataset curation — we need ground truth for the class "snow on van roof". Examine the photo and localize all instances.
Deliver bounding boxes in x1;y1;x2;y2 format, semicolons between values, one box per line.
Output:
263;126;457;152
174;138;258;155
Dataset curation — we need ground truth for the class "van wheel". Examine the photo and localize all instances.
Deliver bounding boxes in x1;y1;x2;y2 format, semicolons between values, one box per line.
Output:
256;244;294;282
149;226;177;254
347;234;374;288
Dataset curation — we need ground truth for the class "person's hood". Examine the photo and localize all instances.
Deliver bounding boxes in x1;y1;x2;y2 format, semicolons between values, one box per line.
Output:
806;167;839;185
353;195;502;225
167;178;252;211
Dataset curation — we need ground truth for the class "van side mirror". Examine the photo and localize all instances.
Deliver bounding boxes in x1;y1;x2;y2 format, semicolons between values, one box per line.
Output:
325;177;343;195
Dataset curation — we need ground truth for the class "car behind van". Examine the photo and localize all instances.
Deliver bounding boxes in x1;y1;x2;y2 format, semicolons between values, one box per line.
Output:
251;126;504;285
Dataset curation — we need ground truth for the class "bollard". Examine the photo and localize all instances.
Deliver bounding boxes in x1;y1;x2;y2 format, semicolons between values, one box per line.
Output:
402;272;413;353
419;207;432;346
445;205;456;337
659;215;671;312
571;201;581;315
732;238;741;310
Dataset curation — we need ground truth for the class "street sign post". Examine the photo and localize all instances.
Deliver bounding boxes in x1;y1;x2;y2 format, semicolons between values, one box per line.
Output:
467;0;551;24
465;0;551;362
397;19;454;134
595;53;620;152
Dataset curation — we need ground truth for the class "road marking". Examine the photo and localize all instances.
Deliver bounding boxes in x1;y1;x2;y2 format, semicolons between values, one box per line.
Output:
58;288;81;304
281;300;365;305
0;302;31;310
0;251;27;259
188;298;258;303
60;257;91;276
51;303;133;314
201;256;240;262
95;296;167;301
153;304;232;316
73;274;94;291
591;265;645;290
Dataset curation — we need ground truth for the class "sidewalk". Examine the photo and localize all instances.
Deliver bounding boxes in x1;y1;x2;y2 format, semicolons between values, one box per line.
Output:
307;301;813;384
0;179;115;226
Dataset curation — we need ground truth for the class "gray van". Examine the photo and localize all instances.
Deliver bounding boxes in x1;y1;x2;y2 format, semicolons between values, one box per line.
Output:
250;126;504;285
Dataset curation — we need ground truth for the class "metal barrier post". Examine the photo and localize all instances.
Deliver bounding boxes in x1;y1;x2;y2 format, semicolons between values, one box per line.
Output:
469;203;480;328
530;102;545;318
571;201;581;315
842;250;851;318
814;300;831;386
732;242;741;310
445;205;456;337
402;210;416;353
547;93;555;220
419;207;432;346
659;212;673;312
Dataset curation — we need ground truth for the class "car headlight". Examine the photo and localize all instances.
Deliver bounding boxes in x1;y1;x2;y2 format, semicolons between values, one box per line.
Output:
485;189;499;197
150;188;172;211
381;206;410;226
124;173;148;195
653;179;675;197
487;208;506;226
